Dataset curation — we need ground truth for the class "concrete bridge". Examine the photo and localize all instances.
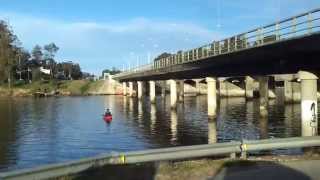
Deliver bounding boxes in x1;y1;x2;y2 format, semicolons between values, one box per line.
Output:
113;8;320;137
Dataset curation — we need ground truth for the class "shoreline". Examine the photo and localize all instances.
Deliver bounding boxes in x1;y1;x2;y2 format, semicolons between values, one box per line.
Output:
0;80;122;97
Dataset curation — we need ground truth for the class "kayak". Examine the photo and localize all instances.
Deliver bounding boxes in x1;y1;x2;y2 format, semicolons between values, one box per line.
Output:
103;115;112;123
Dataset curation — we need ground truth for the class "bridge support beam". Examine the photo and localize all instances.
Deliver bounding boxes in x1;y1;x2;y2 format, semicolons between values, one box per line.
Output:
128;82;134;97
299;71;318;136
137;81;143;99
178;80;184;102
170;80;178;109
245;76;254;100
122;82;127;96
206;77;217;118
149;81;156;104
258;76;269;117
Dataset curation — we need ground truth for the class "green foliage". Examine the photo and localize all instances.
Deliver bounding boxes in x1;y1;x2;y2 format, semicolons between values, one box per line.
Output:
31;45;43;61
0;19;84;86
14;80;25;87
102;67;121;76
44;43;59;59
0;20;21;87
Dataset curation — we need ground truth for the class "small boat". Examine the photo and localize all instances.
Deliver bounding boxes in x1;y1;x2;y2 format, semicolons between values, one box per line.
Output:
103;115;112;123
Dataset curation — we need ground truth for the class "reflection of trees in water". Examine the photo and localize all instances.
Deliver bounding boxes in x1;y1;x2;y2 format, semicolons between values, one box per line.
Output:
18;98;60;166
0;98;20;170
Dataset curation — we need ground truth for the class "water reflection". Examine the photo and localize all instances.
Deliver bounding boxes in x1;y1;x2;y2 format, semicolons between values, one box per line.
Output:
150;104;156;133
138;100;143;127
122;96;127;111
208;119;217;144
128;97;133;114
259;116;269;139
0;94;312;171
170;110;178;144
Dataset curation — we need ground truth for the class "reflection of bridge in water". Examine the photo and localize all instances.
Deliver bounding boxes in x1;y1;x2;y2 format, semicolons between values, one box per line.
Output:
114;8;320;138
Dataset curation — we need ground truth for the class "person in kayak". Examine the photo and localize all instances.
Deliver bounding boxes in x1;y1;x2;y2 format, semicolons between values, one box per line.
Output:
104;108;112;116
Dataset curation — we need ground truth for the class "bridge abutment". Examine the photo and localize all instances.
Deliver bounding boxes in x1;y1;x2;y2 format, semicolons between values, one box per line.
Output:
258;76;269;117
170;80;178;109
299;71;318;136
149;81;156;104
206;77;217;118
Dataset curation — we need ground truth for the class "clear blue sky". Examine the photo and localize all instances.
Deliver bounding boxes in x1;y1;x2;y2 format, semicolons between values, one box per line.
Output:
0;0;319;75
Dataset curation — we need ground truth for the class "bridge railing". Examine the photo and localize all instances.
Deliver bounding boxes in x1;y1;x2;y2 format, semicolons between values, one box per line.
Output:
113;63;153;79
115;8;320;78
1;136;320;180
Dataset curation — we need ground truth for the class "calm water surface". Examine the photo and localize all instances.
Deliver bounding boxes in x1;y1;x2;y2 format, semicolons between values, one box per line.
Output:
0;89;316;171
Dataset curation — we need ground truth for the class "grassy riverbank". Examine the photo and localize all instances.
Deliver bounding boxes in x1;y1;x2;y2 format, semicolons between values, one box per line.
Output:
0;80;103;97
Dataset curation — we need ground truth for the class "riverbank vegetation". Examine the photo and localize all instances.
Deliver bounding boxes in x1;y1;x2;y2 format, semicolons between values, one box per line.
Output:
0;79;104;97
0;20;97;90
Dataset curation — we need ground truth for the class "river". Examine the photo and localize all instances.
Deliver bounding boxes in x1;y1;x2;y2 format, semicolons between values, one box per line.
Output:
0;89;316;171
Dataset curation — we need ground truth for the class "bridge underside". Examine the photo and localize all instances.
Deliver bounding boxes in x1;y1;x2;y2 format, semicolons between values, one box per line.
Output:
116;33;320;82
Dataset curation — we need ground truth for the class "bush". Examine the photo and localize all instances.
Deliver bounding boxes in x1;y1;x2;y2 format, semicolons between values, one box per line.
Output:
14;80;26;87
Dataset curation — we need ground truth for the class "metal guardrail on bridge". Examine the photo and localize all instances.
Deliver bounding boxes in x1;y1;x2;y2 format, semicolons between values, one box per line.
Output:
114;8;320;79
1;136;320;180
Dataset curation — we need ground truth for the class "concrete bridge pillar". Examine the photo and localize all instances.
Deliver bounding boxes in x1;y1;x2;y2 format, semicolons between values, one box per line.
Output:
161;81;166;98
206;77;217;118
170;80;178;109
284;81;293;103
128;82;134;97
258;76;269;117
284;80;301;103
245;76;254;99
149;81;156;104
122;82;127;96
218;78;226;97
195;80;201;95
137;81;143;99
178;80;184;102
299;71;318;136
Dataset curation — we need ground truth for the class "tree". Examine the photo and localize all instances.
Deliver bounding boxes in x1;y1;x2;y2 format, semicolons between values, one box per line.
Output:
44;43;59;59
154;52;171;61
102;67;121;76
0;20;20;87
31;45;43;61
43;43;59;79
56;61;83;80
71;63;82;80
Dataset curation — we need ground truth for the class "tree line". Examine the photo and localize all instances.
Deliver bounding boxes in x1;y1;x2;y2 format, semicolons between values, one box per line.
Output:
0;20;85;88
